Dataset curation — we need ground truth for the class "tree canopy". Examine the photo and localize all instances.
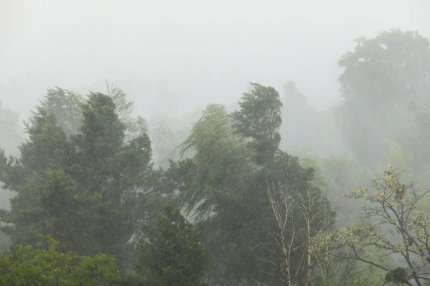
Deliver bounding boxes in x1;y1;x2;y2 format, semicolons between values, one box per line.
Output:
338;30;430;171
0;90;153;271
134;204;209;285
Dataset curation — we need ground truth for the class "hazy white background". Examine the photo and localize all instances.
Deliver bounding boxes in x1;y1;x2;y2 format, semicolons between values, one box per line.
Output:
1;0;429;119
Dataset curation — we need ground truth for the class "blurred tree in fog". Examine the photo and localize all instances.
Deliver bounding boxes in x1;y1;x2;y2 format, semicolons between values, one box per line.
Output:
0;103;23;213
338;30;430;179
0;102;22;156
280;82;346;156
149;118;190;169
36;88;83;137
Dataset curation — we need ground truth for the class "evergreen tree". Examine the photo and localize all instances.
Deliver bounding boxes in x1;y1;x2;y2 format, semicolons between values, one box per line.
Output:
134;204;209;286
0;90;153;271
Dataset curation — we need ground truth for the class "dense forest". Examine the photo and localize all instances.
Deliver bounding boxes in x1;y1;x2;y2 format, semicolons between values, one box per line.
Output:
1;30;430;285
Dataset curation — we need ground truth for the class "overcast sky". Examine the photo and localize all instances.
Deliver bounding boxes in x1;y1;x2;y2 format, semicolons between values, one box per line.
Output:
1;0;430;119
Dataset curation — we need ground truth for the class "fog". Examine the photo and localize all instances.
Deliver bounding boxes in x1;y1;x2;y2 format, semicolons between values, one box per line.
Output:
2;0;430;119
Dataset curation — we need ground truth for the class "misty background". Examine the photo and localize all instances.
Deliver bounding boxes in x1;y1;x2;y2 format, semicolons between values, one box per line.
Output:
2;0;430;120
2;0;429;209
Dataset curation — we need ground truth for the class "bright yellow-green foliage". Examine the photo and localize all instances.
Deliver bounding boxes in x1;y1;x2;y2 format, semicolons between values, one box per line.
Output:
0;236;119;286
312;168;430;285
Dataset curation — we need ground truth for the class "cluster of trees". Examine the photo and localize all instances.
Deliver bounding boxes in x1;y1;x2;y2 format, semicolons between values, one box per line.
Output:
0;235;119;285
0;29;430;285
0;88;210;285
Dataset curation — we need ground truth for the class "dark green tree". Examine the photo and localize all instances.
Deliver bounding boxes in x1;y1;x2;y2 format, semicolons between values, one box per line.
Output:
0;90;153;271
232;83;282;165
178;104;261;284
174;86;334;285
3;169;82;251
70;92;153;263
134;204;209;286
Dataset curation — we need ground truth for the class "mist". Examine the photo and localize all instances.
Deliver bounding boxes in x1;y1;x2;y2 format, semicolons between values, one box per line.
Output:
2;0;430;119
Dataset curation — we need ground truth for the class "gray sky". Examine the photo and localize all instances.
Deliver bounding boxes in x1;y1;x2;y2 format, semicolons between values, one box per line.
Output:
1;0;430;119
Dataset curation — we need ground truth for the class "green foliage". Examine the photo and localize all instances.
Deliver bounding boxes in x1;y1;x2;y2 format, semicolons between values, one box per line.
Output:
0;231;10;254
0;236;119;286
4;169;82;251
174;85;335;285
134;205;209;286
298;152;369;226
338;30;430;171
340;30;430;102
20;106;72;174
314;168;430;285
232;83;282;164
177;104;265;284
36;88;83;137
0;90;154;271
385;267;409;284
180;104;256;217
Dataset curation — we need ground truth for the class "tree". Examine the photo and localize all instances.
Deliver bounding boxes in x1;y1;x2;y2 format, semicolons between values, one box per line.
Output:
280;82;346;156
0;102;22;156
19;101;72;175
314;168;430;285
338;30;430;170
231;84;334;284
66;92;153;265
37;88;83;137
178;104;262;284
232;83;282;165
0;101;23;240
267;185;328;285
175;86;334;285
134;204;209;286
0;90;154;271
263;154;335;286
3;169;82;251
180;104;256;216
0;236;119;286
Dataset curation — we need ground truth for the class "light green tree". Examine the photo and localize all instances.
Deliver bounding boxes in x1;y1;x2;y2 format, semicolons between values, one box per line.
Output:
0;236;119;286
313;168;430;285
